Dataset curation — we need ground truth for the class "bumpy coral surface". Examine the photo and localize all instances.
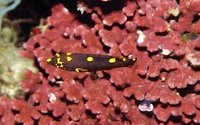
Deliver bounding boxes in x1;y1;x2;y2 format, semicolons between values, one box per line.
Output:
1;0;200;124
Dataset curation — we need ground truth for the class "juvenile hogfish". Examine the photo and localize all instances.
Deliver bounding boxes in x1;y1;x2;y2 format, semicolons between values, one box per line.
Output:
46;53;137;72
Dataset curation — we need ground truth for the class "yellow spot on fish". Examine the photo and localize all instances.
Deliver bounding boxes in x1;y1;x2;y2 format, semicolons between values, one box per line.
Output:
109;58;116;63
66;53;72;56
132;58;137;61
66;56;72;62
56;58;63;67
55;53;60;57
87;57;94;62
46;58;52;62
57;58;61;63
75;68;88;72
123;58;126;62
176;92;180;96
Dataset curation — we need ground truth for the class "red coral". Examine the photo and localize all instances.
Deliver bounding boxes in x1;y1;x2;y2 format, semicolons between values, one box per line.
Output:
145;82;181;105
194;95;200;109
182;94;196;116
166;66;199;89
193;110;200;124
82;79;111;114
153;104;171;122
2;0;200;124
186;51;200;67
0;97;15;125
102;11;127;26
99;27;125;47
12;99;41;124
61;80;83;102
122;1;136;16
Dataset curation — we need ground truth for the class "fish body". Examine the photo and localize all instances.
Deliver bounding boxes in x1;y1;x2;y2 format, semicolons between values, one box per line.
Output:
46;53;137;72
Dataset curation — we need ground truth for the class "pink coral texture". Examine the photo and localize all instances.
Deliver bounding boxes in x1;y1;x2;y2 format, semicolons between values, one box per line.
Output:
1;0;200;124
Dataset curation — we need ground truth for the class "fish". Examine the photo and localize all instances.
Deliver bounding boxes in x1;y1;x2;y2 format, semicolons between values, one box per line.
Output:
46;53;137;72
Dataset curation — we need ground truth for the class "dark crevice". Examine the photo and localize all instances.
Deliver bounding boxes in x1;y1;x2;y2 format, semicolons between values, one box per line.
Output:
86;109;97;119
192;13;200;23
155;31;169;36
